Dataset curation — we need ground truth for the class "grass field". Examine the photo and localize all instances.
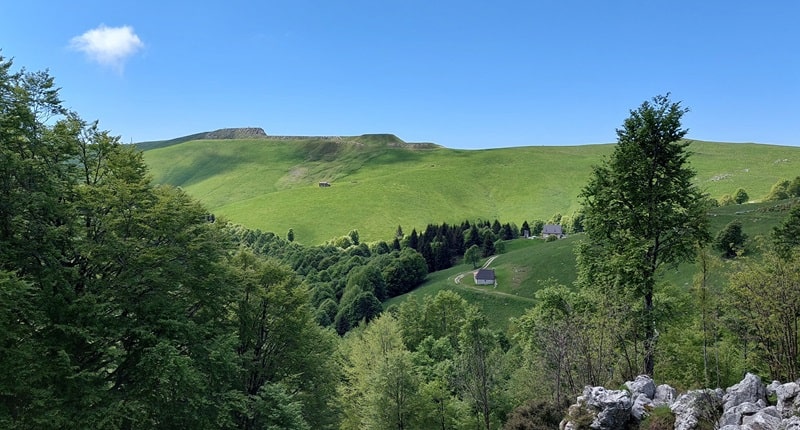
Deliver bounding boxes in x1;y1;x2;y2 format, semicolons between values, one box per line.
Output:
141;134;800;246
385;199;797;329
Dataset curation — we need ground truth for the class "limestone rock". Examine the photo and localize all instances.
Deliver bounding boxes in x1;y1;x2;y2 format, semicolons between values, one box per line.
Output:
723;373;767;411
774;381;800;418
741;406;781;429
563;386;633;430
631;393;654;421
625;375;656;400
784;416;800;429
654;383;678;407
719;401;765;427
671;389;723;430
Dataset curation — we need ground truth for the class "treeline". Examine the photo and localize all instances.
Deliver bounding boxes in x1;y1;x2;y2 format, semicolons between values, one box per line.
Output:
227;227;428;334
400;214;584;273
225;215;583;337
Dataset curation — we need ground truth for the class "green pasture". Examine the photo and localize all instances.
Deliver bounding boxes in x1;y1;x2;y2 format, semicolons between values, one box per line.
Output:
142;135;800;245
386;199;796;330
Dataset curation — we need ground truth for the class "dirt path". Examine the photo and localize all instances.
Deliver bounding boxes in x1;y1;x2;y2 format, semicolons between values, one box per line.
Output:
456;282;535;302
451;255;535;302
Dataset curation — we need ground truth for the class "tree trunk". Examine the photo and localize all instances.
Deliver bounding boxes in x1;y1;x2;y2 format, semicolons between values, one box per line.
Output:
643;291;655;376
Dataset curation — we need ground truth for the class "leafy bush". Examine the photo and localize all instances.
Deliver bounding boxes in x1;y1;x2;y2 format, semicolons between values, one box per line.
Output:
734;188;749;204
714;220;747;258
766;179;791;201
718;194;735;206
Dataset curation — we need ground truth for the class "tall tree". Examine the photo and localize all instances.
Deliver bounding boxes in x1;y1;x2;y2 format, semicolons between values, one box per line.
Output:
464;244;482;269
724;251;800;381
456;308;505;430
578;94;710;376
232;252;338;429
339;314;420;430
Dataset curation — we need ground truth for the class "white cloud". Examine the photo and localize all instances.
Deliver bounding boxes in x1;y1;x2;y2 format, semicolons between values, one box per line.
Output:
69;25;144;72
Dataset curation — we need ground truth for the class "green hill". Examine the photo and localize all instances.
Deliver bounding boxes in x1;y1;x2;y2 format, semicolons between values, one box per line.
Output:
385;198;796;329
141;133;800;245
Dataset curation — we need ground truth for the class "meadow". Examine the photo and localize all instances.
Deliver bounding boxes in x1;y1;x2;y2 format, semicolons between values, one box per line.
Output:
141;133;800;246
383;199;796;329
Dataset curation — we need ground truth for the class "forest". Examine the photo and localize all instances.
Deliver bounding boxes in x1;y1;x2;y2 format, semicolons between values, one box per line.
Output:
3;56;800;430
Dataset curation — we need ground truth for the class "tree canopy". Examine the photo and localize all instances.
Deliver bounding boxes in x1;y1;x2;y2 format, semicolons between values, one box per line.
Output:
578;94;710;376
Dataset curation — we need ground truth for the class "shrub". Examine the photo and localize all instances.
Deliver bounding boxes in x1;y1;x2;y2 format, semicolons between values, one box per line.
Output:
766;179;791;201
503;399;566;430
718;194;735;206
713;220;747;258
564;404;595;430
639;405;675;430
734;188;749;204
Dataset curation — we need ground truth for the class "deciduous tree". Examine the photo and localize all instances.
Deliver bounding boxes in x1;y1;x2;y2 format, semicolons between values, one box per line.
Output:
578;94;710;376
714;220;747;258
465;244;482;269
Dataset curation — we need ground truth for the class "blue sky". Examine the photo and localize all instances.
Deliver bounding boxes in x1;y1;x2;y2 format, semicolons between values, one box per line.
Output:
1;1;797;148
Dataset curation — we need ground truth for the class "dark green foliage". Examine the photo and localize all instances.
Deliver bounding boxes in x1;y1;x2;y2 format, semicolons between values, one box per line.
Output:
521;220;530;237
247;383;311;430
0;56;339;429
579;94;710;376
531;220;544;235
335;291;382;334
713;220;747;258
502;400;566;430
348;229;360;245
569;212;585;233
383;248;428;297
773;203;800;259
343;265;387;302
466;223;482;248
371;240;391;255
482;230;496;257
734;188;749;204
287;227;295;242
492;219;502;234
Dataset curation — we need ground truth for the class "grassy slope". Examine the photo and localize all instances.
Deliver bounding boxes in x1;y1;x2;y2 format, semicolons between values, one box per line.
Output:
387;199;796;330
142;134;799;329
143;136;800;245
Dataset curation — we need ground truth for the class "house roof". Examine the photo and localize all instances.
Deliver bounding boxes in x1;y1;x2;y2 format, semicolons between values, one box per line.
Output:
474;268;495;281
542;224;563;235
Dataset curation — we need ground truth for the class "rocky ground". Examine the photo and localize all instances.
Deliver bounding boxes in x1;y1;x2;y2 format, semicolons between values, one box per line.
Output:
562;373;800;429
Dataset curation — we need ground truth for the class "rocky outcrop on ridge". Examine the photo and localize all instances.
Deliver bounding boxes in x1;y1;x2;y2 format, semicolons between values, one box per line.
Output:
561;373;800;429
204;127;267;139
